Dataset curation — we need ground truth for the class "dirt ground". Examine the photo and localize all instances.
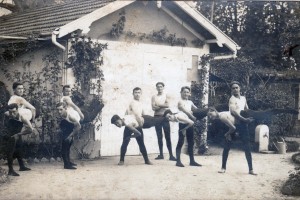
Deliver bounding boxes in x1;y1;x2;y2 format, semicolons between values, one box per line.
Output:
0;146;299;200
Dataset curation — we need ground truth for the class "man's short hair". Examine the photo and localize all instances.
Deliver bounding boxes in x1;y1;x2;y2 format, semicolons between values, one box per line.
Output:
230;81;240;88
163;109;173;117
7;103;18;110
133;87;142;93
156;82;165;87
62;85;71;91
180;86;191;93
12;82;23;90
111;115;121;124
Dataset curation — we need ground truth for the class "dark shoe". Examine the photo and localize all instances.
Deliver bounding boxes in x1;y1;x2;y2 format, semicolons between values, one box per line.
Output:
64;165;77;170
145;160;153;165
249;170;257;176
176;162;185;167
8;170;20;176
190;161;202;167
19;166;31;171
155;155;164;160
69;162;77;166
169;156;177;161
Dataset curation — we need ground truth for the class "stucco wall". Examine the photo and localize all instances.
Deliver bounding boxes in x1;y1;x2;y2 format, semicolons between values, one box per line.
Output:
88;1;200;48
91;41;208;156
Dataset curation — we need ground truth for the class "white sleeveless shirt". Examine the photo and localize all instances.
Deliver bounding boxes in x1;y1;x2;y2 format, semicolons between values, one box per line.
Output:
153;93;168;116
229;95;247;113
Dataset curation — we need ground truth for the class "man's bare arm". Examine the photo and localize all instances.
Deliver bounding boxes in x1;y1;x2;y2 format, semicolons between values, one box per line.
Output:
126;124;142;137
156;94;170;108
151;96;161;111
177;117;194;132
219;115;236;135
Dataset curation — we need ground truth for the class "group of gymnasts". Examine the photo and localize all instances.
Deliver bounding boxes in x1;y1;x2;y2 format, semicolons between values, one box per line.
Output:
110;81;298;175
1;81;298;176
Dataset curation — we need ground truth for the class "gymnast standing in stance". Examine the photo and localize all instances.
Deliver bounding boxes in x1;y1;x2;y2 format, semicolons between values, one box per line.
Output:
151;82;176;161
111;87;152;166
56;102;81;169
3;103;33;176
217;81;257;175
175;86;202;167
2;82;36;176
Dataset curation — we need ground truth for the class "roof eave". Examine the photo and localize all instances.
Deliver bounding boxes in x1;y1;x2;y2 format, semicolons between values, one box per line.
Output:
57;0;136;38
175;1;240;54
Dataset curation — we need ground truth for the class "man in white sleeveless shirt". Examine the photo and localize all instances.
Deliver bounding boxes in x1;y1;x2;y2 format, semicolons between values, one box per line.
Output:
3;103;33;176
114;87;152;166
175;86;202;167
220;81;257;175
56;102;81;170
151;82;176;161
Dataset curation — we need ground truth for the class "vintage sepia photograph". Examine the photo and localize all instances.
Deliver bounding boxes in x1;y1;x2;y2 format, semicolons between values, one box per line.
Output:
0;0;300;199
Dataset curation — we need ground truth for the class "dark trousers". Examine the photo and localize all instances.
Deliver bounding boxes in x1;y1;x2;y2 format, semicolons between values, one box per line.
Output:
154;115;173;157
3;119;25;172
61;137;74;167
221;123;253;171
59;119;75;167
176;123;195;163
142;115;165;129
120;127;149;162
193;108;209;120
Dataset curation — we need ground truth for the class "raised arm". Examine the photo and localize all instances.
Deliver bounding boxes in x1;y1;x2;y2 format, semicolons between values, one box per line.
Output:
178;100;196;122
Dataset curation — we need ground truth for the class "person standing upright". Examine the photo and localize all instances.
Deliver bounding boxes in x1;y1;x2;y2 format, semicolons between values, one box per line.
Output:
219;81;257;175
151;82;176;161
117;87;152;166
56;102;81;170
176;86;202;167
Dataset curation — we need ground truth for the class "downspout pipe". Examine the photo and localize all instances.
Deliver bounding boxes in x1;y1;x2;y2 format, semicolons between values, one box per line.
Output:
52;28;66;51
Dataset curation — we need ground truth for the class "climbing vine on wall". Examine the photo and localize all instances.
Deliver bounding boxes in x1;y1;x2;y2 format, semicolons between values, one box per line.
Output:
191;54;210;154
1;49;63;159
124;26;188;47
65;34;107;91
64;34;107;159
110;10;126;38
